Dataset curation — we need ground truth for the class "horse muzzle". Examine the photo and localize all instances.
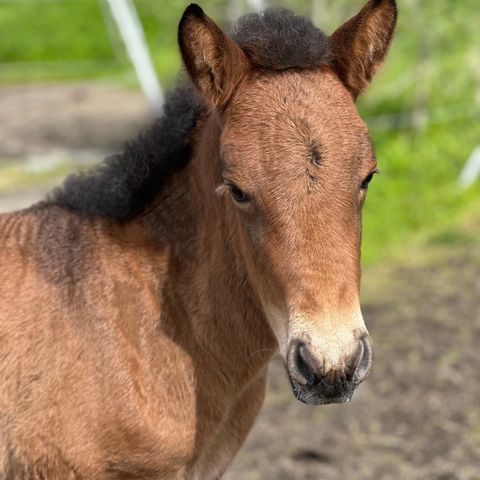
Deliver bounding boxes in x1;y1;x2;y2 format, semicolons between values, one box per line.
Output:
286;334;373;405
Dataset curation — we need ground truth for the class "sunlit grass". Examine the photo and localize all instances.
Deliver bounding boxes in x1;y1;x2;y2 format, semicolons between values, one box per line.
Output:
362;119;480;265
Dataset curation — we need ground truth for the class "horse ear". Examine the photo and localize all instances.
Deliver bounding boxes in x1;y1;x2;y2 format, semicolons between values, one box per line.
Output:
178;4;251;109
329;0;397;99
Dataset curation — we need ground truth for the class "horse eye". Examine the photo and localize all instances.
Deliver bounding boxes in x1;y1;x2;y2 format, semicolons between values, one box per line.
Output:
361;172;376;190
228;184;250;204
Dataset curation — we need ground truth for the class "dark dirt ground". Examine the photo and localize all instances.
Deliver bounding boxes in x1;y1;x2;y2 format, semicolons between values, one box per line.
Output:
2;84;480;479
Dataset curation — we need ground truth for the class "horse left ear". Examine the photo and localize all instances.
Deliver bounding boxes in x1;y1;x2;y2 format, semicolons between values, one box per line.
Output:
329;0;397;100
178;4;251;109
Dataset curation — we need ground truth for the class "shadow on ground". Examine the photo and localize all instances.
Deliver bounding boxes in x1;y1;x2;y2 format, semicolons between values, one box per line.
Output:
226;221;480;480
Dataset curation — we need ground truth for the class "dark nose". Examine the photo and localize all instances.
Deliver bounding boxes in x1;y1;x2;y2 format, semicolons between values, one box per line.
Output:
351;334;374;385
286;335;373;405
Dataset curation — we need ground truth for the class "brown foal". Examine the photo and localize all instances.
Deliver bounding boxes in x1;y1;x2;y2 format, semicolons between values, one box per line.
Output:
0;1;397;478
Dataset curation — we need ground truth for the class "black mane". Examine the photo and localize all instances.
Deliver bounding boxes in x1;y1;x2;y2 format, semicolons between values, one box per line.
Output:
50;85;203;221
50;9;329;221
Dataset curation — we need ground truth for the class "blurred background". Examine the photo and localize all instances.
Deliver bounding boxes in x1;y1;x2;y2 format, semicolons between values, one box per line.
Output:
1;0;479;478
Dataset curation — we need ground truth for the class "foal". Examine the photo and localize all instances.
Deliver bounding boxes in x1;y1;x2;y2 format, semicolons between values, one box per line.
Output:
0;1;397;478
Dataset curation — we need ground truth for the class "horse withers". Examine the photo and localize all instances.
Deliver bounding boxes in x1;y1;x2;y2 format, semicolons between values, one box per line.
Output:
0;1;397;478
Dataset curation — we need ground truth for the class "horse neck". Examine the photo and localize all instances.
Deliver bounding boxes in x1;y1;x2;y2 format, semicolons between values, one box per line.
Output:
141;113;276;383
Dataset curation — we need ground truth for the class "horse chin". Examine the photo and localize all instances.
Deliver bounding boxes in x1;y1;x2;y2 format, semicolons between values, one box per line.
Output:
288;376;355;406
295;391;354;406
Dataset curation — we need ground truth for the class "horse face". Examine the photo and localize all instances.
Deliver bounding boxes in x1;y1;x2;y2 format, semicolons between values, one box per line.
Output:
179;0;396;404
220;70;375;404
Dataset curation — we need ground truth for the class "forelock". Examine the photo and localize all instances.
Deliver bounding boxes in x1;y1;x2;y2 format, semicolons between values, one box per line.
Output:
232;8;331;70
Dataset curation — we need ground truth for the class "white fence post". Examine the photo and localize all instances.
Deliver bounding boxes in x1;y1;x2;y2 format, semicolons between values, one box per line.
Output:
246;0;266;11
106;0;164;115
459;146;480;190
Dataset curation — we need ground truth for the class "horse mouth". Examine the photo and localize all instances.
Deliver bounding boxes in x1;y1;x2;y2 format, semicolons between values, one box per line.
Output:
286;368;357;406
290;378;355;405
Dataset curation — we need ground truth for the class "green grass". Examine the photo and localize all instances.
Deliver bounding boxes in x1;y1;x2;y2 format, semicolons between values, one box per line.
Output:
0;3;112;62
362;119;480;265
0;0;195;86
0;1;125;82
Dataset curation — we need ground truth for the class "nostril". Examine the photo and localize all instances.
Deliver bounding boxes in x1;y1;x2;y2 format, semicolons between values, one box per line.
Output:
353;335;373;384
296;344;317;387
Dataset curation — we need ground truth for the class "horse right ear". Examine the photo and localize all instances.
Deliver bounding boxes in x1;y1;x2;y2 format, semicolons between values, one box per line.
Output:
329;0;397;100
178;4;251;109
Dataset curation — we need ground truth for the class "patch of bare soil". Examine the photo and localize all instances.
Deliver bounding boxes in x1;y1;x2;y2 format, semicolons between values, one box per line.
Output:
226;234;480;479
0;83;151;157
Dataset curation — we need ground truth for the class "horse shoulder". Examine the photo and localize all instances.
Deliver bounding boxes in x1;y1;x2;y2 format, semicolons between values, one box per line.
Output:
0;206;193;478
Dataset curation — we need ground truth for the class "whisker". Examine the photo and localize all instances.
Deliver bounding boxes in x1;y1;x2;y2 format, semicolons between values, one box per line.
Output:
246;348;275;363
